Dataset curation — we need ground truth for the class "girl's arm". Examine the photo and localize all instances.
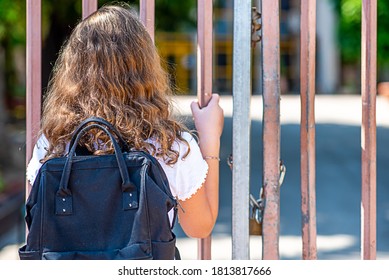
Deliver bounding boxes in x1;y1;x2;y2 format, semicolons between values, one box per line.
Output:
178;93;224;238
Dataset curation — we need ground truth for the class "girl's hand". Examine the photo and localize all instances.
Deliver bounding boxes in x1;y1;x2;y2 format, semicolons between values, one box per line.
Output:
190;93;224;140
180;94;224;238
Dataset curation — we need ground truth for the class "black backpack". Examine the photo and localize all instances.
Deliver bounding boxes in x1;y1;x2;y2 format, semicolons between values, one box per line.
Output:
19;117;179;260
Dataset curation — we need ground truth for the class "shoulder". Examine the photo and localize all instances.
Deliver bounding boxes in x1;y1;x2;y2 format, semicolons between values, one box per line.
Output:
180;131;195;142
155;131;208;201
146;131;196;159
173;131;196;156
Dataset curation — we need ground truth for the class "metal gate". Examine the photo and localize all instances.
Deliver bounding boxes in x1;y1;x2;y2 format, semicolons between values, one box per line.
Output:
26;0;378;260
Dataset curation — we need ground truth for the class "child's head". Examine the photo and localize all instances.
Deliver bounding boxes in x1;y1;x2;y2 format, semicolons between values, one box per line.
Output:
42;3;188;163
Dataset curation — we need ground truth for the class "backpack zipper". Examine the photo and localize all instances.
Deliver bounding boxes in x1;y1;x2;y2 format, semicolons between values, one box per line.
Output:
175;196;185;213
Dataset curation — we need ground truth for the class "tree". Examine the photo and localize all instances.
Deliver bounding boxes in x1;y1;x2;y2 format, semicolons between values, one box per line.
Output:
0;0;26;169
334;0;389;80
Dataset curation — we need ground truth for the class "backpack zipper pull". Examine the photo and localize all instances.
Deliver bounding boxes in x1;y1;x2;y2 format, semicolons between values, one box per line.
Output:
175;196;185;213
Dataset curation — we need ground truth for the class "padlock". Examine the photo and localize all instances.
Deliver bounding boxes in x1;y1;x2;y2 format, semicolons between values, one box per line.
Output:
228;155;286;236
249;195;263;236
249;218;262;235
249;162;286;236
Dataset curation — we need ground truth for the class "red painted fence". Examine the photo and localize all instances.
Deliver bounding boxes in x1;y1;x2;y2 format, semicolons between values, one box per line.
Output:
25;0;378;260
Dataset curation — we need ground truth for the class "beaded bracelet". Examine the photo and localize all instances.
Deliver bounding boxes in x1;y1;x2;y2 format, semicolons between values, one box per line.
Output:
203;156;220;161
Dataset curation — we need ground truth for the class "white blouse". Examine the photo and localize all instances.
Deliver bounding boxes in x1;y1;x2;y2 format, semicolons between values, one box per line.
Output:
26;132;209;202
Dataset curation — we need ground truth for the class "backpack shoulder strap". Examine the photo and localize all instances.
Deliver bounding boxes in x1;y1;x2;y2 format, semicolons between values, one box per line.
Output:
69;117;130;151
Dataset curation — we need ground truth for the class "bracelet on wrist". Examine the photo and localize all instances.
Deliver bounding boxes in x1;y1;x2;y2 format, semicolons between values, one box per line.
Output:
203;156;220;161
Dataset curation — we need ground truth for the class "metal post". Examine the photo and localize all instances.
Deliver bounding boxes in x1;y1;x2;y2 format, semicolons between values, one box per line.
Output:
140;0;155;42
261;0;281;260
361;0;377;260
26;0;42;196
82;0;98;20
197;0;213;260
231;0;251;260
300;0;317;260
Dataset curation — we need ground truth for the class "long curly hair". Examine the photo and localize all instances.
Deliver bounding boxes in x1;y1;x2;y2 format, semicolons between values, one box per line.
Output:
41;3;190;164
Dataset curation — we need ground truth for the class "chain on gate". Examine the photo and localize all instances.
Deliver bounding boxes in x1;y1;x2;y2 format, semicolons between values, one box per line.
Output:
228;155;286;236
251;7;262;48
227;7;286;236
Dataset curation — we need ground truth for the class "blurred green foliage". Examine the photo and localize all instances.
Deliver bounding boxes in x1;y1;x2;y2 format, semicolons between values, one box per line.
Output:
0;1;25;45
0;173;4;193
152;0;196;31
0;1;53;46
334;0;389;66
0;1;26;111
99;0;197;32
0;0;195;105
0;0;196;48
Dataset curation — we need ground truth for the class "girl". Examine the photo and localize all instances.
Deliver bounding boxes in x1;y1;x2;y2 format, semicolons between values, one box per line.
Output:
26;4;224;239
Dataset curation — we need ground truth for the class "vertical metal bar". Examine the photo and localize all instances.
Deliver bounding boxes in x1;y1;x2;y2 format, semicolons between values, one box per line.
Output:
231;0;251;260
82;0;98;20
26;0;42;196
197;0;213;108
197;0;213;260
261;0;281;260
300;0;317;260
361;0;377;260
140;0;155;42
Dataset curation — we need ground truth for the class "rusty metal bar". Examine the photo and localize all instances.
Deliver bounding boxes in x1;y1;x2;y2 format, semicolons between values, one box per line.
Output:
300;0;317;260
261;0;281;260
361;0;377;260
140;0;155;42
82;0;98;20
231;0;251;260
26;0;42;196
197;0;213;260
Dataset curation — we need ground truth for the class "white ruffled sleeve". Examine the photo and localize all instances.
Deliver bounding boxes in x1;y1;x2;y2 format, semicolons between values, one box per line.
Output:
27;132;209;201
26;134;49;186
157;132;208;201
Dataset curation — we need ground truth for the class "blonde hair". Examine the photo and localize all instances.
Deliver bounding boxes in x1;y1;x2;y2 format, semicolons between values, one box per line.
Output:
41;3;189;164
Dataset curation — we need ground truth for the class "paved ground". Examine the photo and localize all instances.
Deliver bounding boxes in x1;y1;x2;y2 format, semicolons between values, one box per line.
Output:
1;94;389;260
